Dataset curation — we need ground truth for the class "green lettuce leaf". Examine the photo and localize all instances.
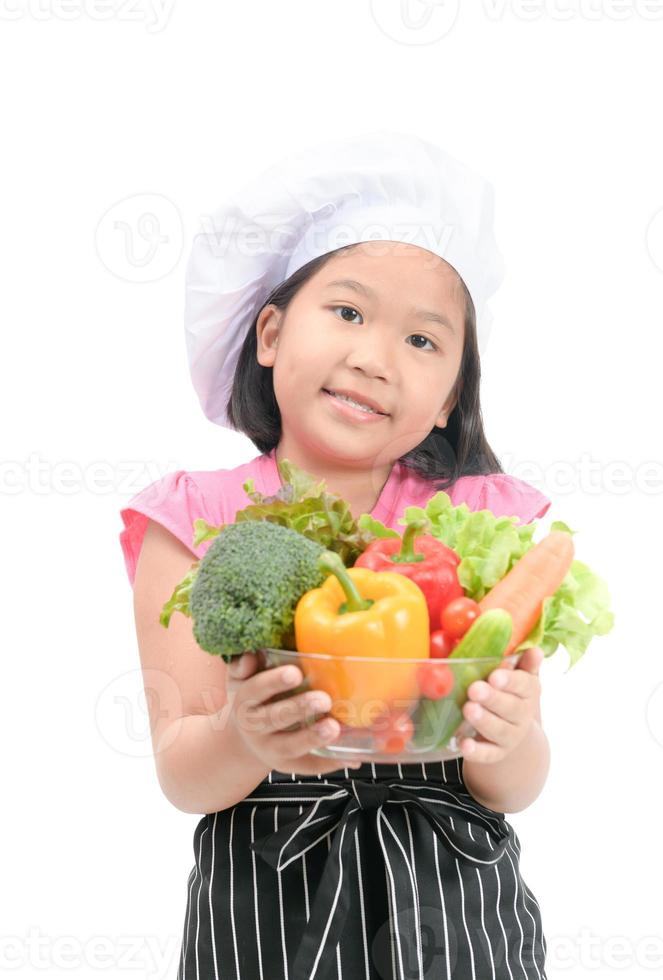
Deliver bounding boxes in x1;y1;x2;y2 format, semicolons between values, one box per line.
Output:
359;493;614;668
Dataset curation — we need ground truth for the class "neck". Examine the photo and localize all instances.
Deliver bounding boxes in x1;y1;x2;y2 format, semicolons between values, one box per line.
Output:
272;443;395;515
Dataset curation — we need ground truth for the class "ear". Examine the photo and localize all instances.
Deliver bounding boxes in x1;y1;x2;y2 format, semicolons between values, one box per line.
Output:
256;304;281;368
434;392;457;429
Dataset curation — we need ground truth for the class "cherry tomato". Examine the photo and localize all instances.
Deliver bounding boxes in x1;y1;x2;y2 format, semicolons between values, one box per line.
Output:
440;597;481;639
416;661;454;700
429;629;455;659
373;710;414;754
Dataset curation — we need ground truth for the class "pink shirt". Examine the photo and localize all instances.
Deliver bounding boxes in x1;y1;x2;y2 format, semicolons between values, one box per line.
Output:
119;447;551;588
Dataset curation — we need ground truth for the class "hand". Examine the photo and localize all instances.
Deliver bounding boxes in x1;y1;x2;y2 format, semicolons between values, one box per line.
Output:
459;647;544;764
226;652;361;777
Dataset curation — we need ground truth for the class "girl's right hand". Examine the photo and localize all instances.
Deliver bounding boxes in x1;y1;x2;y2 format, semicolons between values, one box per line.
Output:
226;652;362;777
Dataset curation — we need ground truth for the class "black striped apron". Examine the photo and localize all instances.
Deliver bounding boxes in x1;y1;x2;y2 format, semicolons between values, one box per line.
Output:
176;758;548;980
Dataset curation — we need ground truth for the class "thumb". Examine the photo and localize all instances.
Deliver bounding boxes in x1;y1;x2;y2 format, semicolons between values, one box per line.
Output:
516;646;544;675
227;651;259;680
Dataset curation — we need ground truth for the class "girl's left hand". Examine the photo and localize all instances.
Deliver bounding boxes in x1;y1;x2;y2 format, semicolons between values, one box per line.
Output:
460;647;544;764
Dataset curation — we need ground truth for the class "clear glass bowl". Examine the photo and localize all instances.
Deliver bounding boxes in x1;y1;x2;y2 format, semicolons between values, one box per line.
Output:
254;647;519;763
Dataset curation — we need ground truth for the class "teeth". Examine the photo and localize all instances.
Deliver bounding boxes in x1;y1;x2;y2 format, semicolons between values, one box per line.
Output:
329;390;380;414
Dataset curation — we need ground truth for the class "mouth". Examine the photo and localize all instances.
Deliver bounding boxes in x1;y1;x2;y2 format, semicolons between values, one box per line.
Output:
322;388;390;416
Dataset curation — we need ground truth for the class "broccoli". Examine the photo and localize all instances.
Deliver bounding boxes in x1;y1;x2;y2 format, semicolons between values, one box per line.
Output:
189;520;327;661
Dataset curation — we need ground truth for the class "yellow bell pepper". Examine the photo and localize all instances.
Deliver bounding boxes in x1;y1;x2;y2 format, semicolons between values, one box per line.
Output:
294;550;429;728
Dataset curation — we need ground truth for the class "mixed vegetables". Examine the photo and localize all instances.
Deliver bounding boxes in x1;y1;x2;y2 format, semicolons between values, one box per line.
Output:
160;458;615;755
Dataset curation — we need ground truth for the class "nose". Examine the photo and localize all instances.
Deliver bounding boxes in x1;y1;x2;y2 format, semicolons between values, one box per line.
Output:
345;331;393;382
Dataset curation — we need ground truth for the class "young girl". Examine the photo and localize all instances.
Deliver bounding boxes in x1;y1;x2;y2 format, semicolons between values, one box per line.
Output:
120;131;552;980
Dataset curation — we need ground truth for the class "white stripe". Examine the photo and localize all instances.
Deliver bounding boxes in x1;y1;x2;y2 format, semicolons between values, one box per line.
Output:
182;857;198;980
273;791;347;870
476;866;496;980
376;808;406;980
388;799;501;866
505;844;541;980
455;857;476;980
517;866;546;965
299;805;311;924
207;814;219;980
381;810;424;980
308;820;356;980
394;782;506;832
432;830;451;980
383;857;397;980
403;804;423;970
275;807;289;980
493;861;515;980
278;817;346;871
194;824;208;980
250;806;264;980
325;834;343;980
229;807;240;980
353;830;370;980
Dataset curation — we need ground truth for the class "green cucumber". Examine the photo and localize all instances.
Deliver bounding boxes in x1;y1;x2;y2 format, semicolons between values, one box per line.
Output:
411;611;514;751
448;608;513;661
410;696;464;750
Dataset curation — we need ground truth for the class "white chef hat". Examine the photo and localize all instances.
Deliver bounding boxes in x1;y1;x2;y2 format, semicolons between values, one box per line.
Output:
184;130;505;428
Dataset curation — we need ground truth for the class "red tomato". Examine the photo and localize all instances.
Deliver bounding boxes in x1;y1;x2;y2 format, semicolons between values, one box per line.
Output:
440;597;481;639
429;629;455;659
416;661;454;700
373;710;414;754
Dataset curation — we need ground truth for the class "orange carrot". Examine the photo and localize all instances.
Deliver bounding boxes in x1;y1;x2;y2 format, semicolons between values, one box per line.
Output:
478;531;574;655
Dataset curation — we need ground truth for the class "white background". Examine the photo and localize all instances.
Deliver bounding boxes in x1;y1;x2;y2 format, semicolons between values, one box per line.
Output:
2;2;662;978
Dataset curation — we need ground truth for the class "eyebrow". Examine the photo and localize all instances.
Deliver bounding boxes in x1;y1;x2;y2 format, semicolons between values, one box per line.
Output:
323;278;457;334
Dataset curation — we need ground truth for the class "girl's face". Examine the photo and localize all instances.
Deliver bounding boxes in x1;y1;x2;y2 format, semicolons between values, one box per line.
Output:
256;241;466;476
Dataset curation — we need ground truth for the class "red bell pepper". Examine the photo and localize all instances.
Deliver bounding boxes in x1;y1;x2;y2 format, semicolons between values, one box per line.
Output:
353;518;464;631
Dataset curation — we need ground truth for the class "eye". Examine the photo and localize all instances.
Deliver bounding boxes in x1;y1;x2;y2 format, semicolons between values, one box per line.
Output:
331;306;439;352
408;334;438;352
332;305;363;324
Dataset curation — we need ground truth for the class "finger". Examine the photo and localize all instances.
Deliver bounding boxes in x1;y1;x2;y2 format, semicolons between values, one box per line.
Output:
236;663;305;709
486;667;540;699
255;690;333;735
515;646;544;675
227;652;259;681
459;735;505;765
267;714;343;760
465;685;527;726
225;653;260;697
462;699;518;747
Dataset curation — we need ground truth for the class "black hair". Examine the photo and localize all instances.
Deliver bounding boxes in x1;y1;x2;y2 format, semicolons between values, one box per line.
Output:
226;244;504;492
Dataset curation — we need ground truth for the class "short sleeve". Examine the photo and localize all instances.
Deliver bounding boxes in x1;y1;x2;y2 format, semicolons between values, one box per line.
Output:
119;470;207;588
477;473;552;526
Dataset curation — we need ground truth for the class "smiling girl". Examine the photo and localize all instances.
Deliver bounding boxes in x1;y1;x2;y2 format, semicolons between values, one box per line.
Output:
120;132;552;979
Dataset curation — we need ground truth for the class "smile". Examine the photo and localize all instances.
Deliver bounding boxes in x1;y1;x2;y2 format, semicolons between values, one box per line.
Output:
322;389;390;421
